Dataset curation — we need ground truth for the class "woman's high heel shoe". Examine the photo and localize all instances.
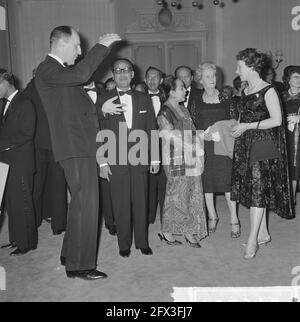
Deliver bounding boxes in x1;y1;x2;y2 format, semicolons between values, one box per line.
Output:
158;233;182;246
243;244;259;260
242;236;271;247
231;222;241;239
208;217;219;234
184;236;201;248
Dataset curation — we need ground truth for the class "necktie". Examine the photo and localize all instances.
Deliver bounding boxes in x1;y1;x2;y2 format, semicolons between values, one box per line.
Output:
85;88;97;93
185;90;190;103
150;93;160;98
119;90;132;96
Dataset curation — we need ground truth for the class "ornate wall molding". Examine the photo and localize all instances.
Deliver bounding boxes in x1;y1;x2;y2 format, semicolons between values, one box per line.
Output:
126;7;206;33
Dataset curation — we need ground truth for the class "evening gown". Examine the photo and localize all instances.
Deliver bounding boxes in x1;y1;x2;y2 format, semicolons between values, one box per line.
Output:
231;85;293;219
192;92;235;193
157;104;208;240
282;91;300;180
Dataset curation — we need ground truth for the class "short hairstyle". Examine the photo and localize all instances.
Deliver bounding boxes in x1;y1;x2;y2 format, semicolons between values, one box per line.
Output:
145;66;163;79
236;48;269;75
282;65;300;89
195;63;217;82
163;76;179;96
50;26;73;47
174;65;193;77
0;68;15;86
111;58;134;72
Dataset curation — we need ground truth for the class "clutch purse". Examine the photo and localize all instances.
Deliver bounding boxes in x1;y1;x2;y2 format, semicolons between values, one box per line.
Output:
250;140;280;163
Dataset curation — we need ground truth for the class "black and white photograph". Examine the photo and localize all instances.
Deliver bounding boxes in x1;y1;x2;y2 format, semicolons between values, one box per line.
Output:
0;0;299;304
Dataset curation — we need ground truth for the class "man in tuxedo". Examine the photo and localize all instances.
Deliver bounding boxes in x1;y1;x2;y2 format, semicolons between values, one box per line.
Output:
0;69;37;256
84;80;116;236
144;66;167;225
175;65;202;114
35;26;121;280
23;76;67;235
98;59;160;258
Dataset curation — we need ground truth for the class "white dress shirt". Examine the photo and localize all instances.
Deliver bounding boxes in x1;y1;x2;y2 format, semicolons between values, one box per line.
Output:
149;90;161;117
84;82;97;104
117;88;132;129
184;86;191;108
3;90;19;116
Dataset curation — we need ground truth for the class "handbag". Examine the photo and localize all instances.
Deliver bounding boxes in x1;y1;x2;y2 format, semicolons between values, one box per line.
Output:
250;139;280;163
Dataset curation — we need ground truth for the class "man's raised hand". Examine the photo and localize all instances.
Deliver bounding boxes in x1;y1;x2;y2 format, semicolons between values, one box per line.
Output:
99;33;122;47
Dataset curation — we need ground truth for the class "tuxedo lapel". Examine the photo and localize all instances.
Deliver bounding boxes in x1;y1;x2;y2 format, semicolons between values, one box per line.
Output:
112;89;127;125
2;94;18;123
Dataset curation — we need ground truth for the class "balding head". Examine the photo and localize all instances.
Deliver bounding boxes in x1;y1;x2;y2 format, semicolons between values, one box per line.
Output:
49;26;81;66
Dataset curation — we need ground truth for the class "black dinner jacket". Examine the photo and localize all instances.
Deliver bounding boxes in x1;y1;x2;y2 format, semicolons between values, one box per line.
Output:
34;44;108;162
0;91;36;173
23;78;52;150
187;85;204;113
97;89;159;175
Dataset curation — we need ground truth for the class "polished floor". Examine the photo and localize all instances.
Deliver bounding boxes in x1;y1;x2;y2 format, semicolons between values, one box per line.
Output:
0;195;299;302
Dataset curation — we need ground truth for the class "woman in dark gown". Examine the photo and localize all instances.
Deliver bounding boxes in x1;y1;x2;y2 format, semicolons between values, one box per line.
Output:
191;63;240;239
282;65;300;203
231;48;293;260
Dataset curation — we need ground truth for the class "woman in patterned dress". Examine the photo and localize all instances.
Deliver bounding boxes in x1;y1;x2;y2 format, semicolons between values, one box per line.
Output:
157;76;207;248
282;65;300;204
231;48;293;260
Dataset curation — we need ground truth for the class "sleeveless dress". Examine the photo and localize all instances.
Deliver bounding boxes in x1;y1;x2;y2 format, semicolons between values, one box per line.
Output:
157;103;208;240
231;86;294;219
192;92;235;193
282;91;300;180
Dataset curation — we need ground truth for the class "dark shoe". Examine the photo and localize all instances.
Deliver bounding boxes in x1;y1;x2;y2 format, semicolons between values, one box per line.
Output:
105;224;117;236
184;237;201;248
231;222;241;239
1;243;17;250
60;256;66;266
53;229;66;236
10;248;32;256
140;247;153;255
158;232;182;246
119;249;131;257
66;269;108;280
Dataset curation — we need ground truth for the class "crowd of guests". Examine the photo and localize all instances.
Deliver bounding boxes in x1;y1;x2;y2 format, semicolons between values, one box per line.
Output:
0;26;297;280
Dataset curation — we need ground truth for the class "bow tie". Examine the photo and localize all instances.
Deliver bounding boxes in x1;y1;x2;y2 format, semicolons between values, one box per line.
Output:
85;88;97;93
150;93;160;98
119;90;132;96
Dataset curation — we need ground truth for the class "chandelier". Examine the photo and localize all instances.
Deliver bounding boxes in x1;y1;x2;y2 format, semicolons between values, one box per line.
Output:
156;0;240;10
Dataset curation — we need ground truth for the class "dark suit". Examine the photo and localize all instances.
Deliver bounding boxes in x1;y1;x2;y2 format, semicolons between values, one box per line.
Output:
0;91;37;251
98;89;158;251
35;44;108;272
147;88;167;224
23;79;67;232
186;85;203;114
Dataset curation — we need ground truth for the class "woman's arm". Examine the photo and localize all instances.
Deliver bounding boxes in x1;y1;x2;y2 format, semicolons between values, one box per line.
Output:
232;87;282;138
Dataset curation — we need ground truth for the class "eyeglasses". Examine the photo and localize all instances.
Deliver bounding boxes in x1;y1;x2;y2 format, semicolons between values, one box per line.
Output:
113;67;132;74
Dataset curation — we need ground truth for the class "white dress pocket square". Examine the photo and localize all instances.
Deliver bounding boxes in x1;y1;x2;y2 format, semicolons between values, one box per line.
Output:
139;110;147;114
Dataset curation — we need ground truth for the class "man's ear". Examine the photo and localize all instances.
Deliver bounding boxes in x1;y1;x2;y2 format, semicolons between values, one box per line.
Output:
131;71;135;79
160;78;163;85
